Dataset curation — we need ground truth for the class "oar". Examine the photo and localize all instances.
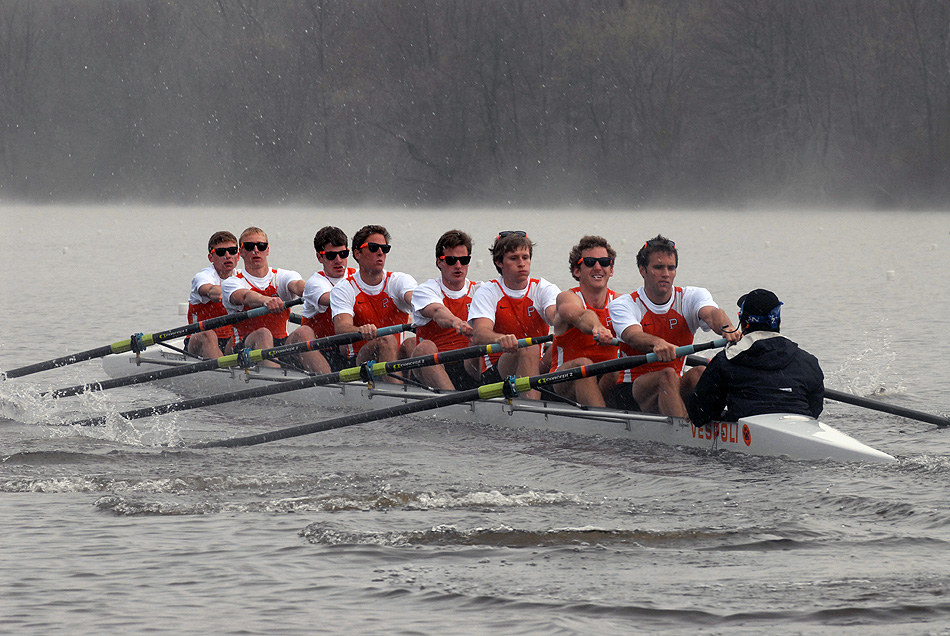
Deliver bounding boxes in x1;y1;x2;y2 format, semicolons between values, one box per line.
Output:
194;339;726;449
66;335;553;427
2;299;303;380
43;323;414;399
684;354;950;428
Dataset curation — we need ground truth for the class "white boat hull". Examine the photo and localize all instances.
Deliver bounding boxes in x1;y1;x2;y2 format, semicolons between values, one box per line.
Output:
101;351;897;464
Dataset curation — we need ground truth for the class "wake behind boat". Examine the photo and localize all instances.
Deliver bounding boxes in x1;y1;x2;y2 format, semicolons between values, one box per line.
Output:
100;349;897;464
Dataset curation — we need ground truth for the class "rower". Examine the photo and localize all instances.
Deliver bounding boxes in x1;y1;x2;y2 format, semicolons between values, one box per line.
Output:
687;289;824;425
186;230;240;359
330;224;417;380
410;230;482;390
548;235;620;407
221;226;330;373
469;231;560;399
300;226;357;371
607;235;741;416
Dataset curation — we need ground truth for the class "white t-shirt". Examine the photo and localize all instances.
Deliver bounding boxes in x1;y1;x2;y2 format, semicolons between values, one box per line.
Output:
221;268;303;313
411;278;482;326
301;270;350;319
188;265;240;304
467;278;560;325
329;270;417;318
607;285;718;337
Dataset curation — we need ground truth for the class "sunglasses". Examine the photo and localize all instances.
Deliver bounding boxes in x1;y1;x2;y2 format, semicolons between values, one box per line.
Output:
210;246;239;256
439;255;472;266
319;249;349;260
359;242;391;254
643;238;675;250
242;241;269;252
577;256;614;268
496;230;527;240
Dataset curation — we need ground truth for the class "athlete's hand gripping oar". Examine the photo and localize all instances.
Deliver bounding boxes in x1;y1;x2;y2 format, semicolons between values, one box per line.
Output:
2;299;303;380
684;354;950;428
66;335;552;427
43;323;414;399
194;339;725;449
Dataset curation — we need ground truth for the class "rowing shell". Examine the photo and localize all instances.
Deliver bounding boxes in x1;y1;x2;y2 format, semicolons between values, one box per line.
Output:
100;350;897;464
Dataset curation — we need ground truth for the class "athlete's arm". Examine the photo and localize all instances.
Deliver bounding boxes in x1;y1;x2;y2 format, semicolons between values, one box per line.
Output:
197;283;223;303
229;288;284;312
619;324;677;361
422;303;474;337
471;317;518;352
698;305;741;343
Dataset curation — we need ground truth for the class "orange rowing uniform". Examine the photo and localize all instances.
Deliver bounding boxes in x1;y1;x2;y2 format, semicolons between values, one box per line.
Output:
232;270;290;342
550;287;618;371
484;278;550;370
618;287;694;383
343;271;410;353
416;281;477;351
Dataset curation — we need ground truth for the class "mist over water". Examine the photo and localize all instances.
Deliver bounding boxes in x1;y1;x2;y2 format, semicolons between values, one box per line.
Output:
1;206;949;635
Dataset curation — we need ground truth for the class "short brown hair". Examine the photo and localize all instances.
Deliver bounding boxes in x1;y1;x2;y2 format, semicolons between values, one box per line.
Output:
568;235;616;281
352;224;390;251
207;231;237;252
313;226;348;253
435;230;472;259
636;234;677;268
490;232;534;274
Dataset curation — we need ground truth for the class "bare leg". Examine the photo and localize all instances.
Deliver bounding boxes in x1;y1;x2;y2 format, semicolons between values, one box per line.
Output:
243;328;277;367
497;344;542;399
632;368;687;417
286;325;330;374
187;331;224;359
553;357;606;407
412;339;454;390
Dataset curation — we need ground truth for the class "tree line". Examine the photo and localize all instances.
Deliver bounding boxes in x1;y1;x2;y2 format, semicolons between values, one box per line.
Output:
1;0;948;208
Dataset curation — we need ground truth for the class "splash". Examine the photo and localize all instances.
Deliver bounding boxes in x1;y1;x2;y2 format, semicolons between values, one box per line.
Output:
828;326;905;397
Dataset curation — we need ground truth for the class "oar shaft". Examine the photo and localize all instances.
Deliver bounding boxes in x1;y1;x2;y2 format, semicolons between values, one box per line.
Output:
684;354;950;427
3;300;302;379
66;335;545;427
43;316;410;399
195;388;482;448
194;339;726;448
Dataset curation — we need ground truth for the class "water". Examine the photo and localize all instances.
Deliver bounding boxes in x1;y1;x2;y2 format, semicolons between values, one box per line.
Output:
1;205;949;635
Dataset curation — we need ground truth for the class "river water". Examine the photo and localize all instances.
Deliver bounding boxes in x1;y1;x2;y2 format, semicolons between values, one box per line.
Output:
1;205;949;635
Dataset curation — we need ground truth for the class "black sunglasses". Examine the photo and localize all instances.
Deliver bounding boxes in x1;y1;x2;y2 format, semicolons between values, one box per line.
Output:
210;246;239;256
359;242;391;254
319;249;349;260
440;255;471;266
242;241;269;252
577;256;614;268
496;230;527;240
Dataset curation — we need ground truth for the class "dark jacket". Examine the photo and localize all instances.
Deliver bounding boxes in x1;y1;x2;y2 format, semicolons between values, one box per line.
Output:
686;332;824;425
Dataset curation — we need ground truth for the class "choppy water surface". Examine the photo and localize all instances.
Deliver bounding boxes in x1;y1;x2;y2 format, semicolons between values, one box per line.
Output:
1;206;949;635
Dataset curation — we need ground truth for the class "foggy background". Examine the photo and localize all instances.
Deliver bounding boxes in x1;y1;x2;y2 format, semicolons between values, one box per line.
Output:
1;0;948;209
